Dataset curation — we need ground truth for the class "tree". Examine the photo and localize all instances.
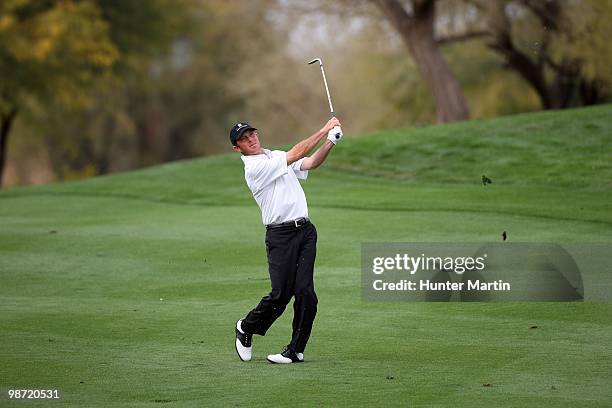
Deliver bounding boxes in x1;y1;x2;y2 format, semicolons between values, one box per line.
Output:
372;0;470;122
440;0;612;109
0;0;196;184
561;0;612;104
341;0;611;118
38;0;192;178
0;0;118;187
4;0;301;185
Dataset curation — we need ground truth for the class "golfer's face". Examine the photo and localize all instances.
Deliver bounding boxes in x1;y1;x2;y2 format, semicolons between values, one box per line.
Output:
236;130;262;155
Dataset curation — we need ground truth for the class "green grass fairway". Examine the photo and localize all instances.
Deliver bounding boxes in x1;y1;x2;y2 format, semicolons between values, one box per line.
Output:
1;105;611;407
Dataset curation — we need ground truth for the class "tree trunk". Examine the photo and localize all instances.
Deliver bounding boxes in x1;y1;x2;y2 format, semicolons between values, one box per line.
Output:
491;42;577;110
374;0;470;123
490;39;553;109
0;108;18;188
579;79;606;105
479;1;553;109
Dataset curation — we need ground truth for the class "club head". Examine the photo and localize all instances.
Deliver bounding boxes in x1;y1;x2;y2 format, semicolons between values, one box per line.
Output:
308;58;322;65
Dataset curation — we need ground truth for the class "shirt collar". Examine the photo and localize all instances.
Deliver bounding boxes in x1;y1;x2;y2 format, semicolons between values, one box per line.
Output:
241;148;271;163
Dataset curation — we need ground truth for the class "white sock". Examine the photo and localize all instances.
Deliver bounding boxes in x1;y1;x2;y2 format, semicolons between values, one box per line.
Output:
237;320;245;334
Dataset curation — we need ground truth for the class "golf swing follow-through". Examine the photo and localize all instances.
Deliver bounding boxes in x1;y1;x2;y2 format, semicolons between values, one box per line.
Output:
231;58;342;364
308;58;343;141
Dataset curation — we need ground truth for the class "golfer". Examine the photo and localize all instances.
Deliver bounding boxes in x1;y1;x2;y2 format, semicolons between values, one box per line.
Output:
231;117;342;364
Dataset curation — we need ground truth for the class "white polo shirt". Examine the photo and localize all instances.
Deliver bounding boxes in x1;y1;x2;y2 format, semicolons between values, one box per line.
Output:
241;149;309;225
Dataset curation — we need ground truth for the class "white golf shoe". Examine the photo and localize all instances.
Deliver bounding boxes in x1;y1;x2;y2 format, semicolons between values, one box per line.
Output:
235;319;252;362
267;347;304;364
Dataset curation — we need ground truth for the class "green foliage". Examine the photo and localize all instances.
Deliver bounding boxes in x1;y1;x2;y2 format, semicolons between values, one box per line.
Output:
0;0;198;182
552;0;612;87
24;0;289;179
98;0;184;57
483;0;612;107
0;0;118;112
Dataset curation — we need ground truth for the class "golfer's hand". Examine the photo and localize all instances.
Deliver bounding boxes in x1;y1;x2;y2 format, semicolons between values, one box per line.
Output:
322;117;341;133
327;126;343;144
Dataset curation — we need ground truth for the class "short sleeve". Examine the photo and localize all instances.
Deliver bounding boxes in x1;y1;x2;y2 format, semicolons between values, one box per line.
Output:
245;150;288;194
291;158;309;180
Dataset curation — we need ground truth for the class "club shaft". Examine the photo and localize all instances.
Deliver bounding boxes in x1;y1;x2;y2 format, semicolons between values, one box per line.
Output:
318;64;335;116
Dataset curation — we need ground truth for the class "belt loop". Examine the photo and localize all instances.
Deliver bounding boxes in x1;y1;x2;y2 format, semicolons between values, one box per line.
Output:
294;220;299;228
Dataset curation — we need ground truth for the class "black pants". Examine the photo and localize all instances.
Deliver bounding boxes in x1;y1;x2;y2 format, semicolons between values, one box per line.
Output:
241;222;318;353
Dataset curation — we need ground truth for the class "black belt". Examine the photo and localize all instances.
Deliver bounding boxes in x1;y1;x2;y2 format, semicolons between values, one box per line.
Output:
266;217;310;230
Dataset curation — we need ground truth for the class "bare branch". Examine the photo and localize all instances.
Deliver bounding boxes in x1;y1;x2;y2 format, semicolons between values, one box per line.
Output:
519;0;561;31
436;29;489;45
372;0;415;36
414;0;436;17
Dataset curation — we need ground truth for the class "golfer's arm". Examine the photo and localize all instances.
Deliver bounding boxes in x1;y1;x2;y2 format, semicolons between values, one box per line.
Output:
286;128;327;165
300;140;334;170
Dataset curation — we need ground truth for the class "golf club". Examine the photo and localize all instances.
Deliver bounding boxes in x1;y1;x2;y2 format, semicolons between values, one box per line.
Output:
308;58;342;141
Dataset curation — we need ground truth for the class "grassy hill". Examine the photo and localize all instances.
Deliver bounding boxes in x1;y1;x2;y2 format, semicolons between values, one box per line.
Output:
1;105;611;407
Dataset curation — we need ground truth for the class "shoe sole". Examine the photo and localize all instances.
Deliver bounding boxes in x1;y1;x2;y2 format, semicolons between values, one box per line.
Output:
266;356;303;364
